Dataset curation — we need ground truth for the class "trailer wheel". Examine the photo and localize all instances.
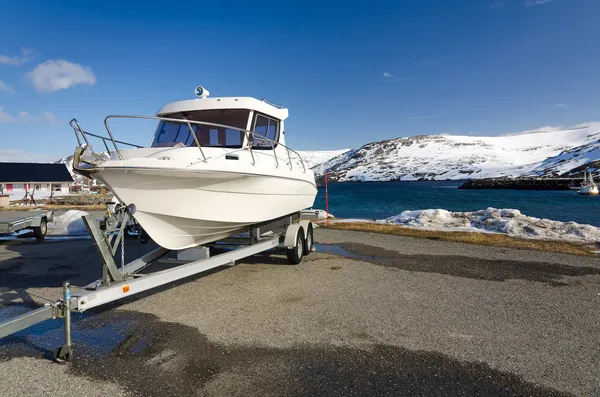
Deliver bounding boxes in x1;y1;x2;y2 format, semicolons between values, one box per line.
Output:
303;223;314;256
286;231;305;265
33;218;47;240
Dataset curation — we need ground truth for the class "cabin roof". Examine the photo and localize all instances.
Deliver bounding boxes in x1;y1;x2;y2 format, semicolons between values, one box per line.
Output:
0;163;73;183
156;97;288;121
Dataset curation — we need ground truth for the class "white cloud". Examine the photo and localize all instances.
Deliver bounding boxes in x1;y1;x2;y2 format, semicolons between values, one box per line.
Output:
553;103;569;108
0;106;15;122
404;113;446;121
42;111;57;124
382;72;394;78
0;149;59;163
525;0;554;6
0;79;14;94
27;59;96;93
0;107;57;124
0;47;34;65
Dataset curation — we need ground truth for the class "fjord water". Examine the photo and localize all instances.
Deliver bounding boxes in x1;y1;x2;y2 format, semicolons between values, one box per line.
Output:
313;181;600;227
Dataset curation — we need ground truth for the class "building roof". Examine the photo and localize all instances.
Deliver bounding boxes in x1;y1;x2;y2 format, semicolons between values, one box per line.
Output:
0;163;73;183
156;97;289;121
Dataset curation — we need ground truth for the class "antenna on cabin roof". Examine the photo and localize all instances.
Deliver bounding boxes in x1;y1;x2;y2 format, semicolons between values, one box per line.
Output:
194;86;210;98
261;98;284;109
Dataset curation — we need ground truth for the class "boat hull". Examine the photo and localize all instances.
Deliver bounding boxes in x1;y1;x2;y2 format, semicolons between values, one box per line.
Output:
94;167;317;250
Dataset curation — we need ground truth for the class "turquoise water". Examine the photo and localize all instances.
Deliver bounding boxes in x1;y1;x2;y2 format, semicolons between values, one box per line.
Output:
313;181;600;227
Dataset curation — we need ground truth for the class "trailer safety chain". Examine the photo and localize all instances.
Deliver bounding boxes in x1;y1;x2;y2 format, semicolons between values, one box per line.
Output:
121;230;125;277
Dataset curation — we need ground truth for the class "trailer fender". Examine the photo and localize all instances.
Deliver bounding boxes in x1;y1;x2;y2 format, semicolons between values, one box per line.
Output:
284;224;304;249
298;221;313;240
31;216;45;227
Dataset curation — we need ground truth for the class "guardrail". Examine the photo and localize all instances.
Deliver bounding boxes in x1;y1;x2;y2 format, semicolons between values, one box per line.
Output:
70;116;307;173
70;119;144;154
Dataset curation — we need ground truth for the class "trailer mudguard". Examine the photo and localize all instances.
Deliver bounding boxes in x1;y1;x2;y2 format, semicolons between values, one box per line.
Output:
30;215;44;227
298;221;313;240
284;224;304;249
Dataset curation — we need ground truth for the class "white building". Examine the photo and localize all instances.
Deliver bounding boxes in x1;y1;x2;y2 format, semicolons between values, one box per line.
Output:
0;162;73;196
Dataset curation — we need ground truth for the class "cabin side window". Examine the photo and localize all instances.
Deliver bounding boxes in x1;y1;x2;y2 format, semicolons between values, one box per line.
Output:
252;114;279;149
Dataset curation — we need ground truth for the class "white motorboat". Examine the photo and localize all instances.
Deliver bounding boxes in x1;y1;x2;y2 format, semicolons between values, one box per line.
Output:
569;173;589;191
71;87;317;250
578;171;599;195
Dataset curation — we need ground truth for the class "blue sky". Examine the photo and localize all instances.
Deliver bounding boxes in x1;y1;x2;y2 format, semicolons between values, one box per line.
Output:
0;0;598;160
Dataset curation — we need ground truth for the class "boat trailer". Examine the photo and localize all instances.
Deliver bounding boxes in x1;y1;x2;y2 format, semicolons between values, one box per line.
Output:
0;205;316;363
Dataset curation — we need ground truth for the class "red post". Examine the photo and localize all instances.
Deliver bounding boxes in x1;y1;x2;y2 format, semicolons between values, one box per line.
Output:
325;171;329;226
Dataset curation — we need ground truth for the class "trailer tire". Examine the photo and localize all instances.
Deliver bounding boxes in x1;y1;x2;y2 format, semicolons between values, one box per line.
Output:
303;223;314;256
33;218;47;240
286;230;305;265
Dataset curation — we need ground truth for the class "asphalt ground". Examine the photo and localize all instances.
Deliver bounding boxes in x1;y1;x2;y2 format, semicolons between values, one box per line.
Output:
0;227;599;396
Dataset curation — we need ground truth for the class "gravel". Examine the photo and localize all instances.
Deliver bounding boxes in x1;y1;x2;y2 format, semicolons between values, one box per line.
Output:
1;228;599;396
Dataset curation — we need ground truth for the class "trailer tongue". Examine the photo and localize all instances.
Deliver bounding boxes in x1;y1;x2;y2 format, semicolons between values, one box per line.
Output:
0;206;317;362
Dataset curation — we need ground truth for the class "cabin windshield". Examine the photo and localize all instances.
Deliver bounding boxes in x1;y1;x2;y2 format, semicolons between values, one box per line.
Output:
151;109;250;149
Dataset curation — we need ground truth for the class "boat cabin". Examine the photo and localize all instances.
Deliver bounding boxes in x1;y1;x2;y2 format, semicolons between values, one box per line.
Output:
152;94;288;151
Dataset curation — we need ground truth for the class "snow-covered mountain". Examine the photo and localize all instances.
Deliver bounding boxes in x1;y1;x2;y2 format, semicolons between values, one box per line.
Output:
316;123;600;182
296;149;350;168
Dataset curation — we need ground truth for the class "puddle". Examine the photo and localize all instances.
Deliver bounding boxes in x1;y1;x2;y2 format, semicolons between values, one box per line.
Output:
314;244;389;263
0;233;90;242
0;304;143;359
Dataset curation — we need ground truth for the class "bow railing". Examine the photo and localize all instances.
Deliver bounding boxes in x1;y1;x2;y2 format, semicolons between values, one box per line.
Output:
69;116;307;173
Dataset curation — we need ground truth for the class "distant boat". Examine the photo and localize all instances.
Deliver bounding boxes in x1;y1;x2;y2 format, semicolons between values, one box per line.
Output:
578;171;599;195
569;176;587;190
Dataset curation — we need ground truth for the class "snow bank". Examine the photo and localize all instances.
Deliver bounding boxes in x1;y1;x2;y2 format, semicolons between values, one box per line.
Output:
381;208;600;243
314;210;335;219
47;210;90;236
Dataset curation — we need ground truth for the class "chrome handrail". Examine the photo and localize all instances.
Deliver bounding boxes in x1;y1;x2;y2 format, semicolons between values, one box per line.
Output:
70;118;143;156
104;115;307;172
70;119;89;146
71;115;307;173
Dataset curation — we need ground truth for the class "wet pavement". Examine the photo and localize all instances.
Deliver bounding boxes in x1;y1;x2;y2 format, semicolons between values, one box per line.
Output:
318;242;600;286
1;229;599;396
0;308;574;397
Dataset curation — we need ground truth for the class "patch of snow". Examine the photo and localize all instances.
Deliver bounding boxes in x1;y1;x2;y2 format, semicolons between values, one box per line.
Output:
47;210;90;236
312;209;335;219
8;188;72;202
380;207;600;243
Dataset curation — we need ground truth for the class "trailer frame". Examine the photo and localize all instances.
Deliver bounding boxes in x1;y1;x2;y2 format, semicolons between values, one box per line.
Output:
0;206;316;362
0;210;53;239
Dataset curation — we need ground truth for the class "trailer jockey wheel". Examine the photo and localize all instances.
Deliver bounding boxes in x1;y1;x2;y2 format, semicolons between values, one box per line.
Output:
33;218;47;240
53;344;73;364
286;231;305;265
